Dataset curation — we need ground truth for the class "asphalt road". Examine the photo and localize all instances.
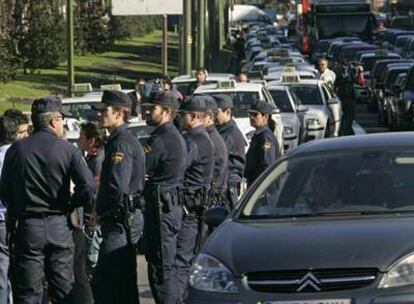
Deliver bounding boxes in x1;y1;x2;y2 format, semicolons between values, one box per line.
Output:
138;255;155;304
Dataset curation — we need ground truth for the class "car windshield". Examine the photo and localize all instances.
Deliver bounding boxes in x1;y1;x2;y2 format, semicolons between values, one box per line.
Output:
63;102;100;122
289;85;323;105
203;91;261;117
316;15;371;39
175;80;215;96
241;149;414;219
269;89;294;113
361;56;400;73
386;69;409;87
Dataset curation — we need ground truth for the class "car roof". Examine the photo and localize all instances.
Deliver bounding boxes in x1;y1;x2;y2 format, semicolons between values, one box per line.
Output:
194;82;263;94
62;90;135;104
171;73;235;83
290;132;414;156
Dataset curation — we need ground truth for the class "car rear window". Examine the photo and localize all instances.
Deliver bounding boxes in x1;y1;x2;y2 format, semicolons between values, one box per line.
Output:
269;89;294;113
289;85;323;105
203;91;261;117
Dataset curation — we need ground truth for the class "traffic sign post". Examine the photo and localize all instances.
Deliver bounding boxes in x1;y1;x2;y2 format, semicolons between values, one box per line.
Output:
66;0;74;97
111;0;183;76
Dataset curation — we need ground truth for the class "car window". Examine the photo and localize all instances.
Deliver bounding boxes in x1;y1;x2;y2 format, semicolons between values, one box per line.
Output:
321;85;330;102
63;103;100;122
289;85;324;105
241;149;414;218
203;91;260;117
269;89;294;113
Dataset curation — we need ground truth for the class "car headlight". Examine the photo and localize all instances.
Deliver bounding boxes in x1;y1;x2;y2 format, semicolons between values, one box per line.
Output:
379;252;414;288
306;118;322;128
283;126;295;137
188;253;239;294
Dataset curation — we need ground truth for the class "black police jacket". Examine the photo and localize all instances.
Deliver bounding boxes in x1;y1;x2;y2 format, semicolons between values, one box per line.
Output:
0;127;94;218
217;119;246;185
144;121;187;187
96;124;145;215
206;125;229;195
183;125;214;189
245;126;280;187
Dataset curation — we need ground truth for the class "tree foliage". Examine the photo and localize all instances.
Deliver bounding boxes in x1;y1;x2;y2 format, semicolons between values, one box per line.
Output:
109;15;162;41
12;0;65;73
75;0;112;54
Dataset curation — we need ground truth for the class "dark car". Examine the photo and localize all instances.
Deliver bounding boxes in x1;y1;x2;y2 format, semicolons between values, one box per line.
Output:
377;63;414;125
386;66;414;130
186;133;414;304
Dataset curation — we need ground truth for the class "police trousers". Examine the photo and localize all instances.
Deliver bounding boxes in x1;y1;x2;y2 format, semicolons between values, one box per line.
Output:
73;228;93;304
10;214;74;304
175;212;202;302
144;198;182;304
0;221;11;304
92;209;143;304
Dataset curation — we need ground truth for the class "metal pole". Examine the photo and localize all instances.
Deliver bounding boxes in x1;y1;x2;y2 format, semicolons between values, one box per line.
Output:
183;0;192;74
197;0;205;68
66;0;74;97
162;14;168;75
218;0;225;50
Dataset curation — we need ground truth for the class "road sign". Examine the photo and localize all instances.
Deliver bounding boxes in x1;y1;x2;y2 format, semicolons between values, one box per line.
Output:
112;0;183;16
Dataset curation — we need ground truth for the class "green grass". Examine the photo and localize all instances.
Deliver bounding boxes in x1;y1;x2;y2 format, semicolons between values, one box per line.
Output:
0;30;179;113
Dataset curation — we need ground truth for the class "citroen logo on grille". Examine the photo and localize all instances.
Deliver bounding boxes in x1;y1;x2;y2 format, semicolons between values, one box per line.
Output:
297;272;321;292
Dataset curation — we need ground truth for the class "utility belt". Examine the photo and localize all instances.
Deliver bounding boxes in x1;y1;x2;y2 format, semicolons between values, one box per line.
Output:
145;184;180;214
178;187;208;214
99;193;143;224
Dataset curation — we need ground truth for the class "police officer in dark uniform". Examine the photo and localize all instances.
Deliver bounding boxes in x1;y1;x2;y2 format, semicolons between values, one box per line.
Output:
91;90;145;304
176;96;214;301
141;91;187;304
0;96;94;303
213;94;246;208
336;61;356;135
245;102;280;187
203;96;229;207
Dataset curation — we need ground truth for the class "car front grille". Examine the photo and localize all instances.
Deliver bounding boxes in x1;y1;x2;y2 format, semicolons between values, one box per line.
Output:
246;268;378;293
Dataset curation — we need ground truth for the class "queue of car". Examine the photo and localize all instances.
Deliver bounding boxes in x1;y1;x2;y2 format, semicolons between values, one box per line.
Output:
184;6;414;304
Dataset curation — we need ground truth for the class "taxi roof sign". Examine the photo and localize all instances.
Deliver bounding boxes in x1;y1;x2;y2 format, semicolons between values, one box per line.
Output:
216;80;236;90
268;49;289;57
100;84;122;91
283;66;297;74
281;73;301;84
72;83;93;94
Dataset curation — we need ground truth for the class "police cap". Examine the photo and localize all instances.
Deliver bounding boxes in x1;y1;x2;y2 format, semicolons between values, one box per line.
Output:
32;96;72;117
179;95;208;113
92;90;132;110
142;91;178;108
212;94;233;109
249;101;275;115
204;95;218;112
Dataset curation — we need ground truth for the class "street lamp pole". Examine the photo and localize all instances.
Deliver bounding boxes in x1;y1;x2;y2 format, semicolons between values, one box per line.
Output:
66;0;74;97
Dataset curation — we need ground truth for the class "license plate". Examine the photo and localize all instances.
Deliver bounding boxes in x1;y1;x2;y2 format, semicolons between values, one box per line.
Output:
261;300;351;304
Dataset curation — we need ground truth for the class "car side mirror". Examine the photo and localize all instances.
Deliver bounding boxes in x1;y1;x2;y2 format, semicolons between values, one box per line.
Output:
327;98;339;105
297;105;309;112
204;206;230;227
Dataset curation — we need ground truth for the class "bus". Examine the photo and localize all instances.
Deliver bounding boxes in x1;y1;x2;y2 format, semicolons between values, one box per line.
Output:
297;0;376;55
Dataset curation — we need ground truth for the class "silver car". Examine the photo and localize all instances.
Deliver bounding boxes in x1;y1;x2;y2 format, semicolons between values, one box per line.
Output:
270;79;342;140
268;85;307;152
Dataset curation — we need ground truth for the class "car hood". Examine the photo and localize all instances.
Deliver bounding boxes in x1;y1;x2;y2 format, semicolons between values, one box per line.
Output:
203;216;414;276
280;113;297;127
